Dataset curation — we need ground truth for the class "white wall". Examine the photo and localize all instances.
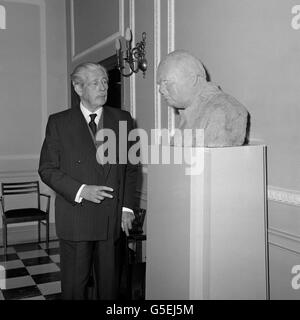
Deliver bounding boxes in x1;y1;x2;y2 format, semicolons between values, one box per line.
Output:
172;0;300;299
0;0;68;241
65;0;300;299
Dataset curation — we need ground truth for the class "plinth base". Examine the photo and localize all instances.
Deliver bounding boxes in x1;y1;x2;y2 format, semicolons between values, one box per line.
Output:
146;145;268;300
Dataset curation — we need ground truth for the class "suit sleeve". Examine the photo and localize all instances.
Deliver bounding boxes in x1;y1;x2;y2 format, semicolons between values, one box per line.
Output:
122;113;138;210
38;115;82;204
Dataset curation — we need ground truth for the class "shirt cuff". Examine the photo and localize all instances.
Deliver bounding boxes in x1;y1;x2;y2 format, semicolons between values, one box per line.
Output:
75;184;86;203
121;207;134;231
122;207;134;215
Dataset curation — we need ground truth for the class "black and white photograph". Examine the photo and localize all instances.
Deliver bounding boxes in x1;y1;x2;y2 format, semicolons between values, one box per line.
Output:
0;0;299;306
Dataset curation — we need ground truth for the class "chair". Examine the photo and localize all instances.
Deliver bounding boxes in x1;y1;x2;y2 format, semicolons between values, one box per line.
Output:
87;209;146;300
125;208;146;299
0;181;50;255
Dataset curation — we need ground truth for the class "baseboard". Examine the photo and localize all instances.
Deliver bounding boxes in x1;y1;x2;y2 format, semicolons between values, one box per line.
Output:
0;222;57;247
268;227;300;255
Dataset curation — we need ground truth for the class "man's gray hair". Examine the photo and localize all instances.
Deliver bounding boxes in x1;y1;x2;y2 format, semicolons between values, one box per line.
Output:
71;62;108;86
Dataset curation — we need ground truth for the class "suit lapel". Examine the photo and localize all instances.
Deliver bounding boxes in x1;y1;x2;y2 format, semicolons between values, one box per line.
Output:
70;106;96;154
71;106;105;177
101;107;118;180
70;106;118;180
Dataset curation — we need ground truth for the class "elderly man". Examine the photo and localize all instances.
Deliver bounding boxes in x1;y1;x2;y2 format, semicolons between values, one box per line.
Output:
39;62;137;299
157;50;249;147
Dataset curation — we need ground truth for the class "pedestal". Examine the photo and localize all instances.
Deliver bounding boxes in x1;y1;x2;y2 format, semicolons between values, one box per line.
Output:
146;145;268;299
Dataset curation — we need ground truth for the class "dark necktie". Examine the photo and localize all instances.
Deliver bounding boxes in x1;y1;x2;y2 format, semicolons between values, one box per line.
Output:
89;114;97;136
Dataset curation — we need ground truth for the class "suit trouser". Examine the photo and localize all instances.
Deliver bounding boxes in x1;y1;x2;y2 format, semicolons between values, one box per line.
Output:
59;238;121;300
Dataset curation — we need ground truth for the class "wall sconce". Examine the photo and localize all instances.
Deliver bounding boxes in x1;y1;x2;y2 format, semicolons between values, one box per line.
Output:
115;27;148;78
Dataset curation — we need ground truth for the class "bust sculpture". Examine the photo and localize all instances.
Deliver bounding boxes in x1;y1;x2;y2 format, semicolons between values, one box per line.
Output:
157;50;249;147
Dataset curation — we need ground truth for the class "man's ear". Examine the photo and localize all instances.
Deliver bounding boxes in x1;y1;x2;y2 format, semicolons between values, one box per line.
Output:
189;72;199;87
73;82;83;97
193;73;206;88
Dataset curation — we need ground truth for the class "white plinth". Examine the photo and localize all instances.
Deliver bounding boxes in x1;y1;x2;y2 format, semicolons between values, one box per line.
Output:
146;145;268;300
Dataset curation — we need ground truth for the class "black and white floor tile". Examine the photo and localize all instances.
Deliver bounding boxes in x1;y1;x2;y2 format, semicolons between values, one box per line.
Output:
0;239;146;300
0;241;61;300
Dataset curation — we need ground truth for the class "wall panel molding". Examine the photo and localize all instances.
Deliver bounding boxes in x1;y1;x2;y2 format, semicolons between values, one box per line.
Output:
4;0;47;137
39;0;47;141
3;0;44;5
268;185;300;207
0;223;57;247
138;171;300;208
0;154;39;174
71;0;125;62
167;0;175;137
0;170;38;179
129;0;136;118
269;227;300;255
0;0;47;172
153;0;161;144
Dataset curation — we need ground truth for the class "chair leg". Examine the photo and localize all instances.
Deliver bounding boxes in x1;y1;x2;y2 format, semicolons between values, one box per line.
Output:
46;218;49;249
125;237;133;299
38;221;41;243
3;223;7;256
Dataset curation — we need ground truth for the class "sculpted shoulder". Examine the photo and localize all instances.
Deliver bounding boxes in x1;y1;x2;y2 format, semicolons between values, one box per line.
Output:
204;92;248;117
222;93;248;117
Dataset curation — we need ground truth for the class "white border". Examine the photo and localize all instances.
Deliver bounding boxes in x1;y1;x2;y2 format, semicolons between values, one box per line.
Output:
71;0;124;62
167;0;175;137
154;0;161;144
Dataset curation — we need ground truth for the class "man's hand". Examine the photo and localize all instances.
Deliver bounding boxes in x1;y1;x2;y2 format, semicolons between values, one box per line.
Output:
80;185;113;203
121;210;135;236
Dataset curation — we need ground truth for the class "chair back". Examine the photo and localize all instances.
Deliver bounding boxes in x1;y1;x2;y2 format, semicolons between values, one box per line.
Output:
130;208;146;235
1;181;40;210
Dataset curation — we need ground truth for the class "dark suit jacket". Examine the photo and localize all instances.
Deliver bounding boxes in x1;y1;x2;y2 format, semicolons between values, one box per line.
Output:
38;105;137;242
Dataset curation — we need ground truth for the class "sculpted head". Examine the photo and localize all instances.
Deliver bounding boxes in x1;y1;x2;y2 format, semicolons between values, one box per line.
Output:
157;50;207;109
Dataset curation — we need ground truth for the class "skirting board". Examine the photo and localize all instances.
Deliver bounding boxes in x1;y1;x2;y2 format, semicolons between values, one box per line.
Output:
0;222;57;247
268;227;300;255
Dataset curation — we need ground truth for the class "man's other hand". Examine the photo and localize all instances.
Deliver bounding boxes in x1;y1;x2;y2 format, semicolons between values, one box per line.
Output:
121;210;135;236
80;185;113;203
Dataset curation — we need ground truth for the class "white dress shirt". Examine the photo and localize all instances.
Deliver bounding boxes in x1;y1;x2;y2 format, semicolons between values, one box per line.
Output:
79;102;102;127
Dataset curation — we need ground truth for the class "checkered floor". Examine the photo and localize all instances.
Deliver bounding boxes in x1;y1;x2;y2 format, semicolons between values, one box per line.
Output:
0;240;61;300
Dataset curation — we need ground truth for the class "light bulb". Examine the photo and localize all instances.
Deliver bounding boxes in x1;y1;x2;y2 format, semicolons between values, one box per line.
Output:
125;27;132;41
115;38;121;50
